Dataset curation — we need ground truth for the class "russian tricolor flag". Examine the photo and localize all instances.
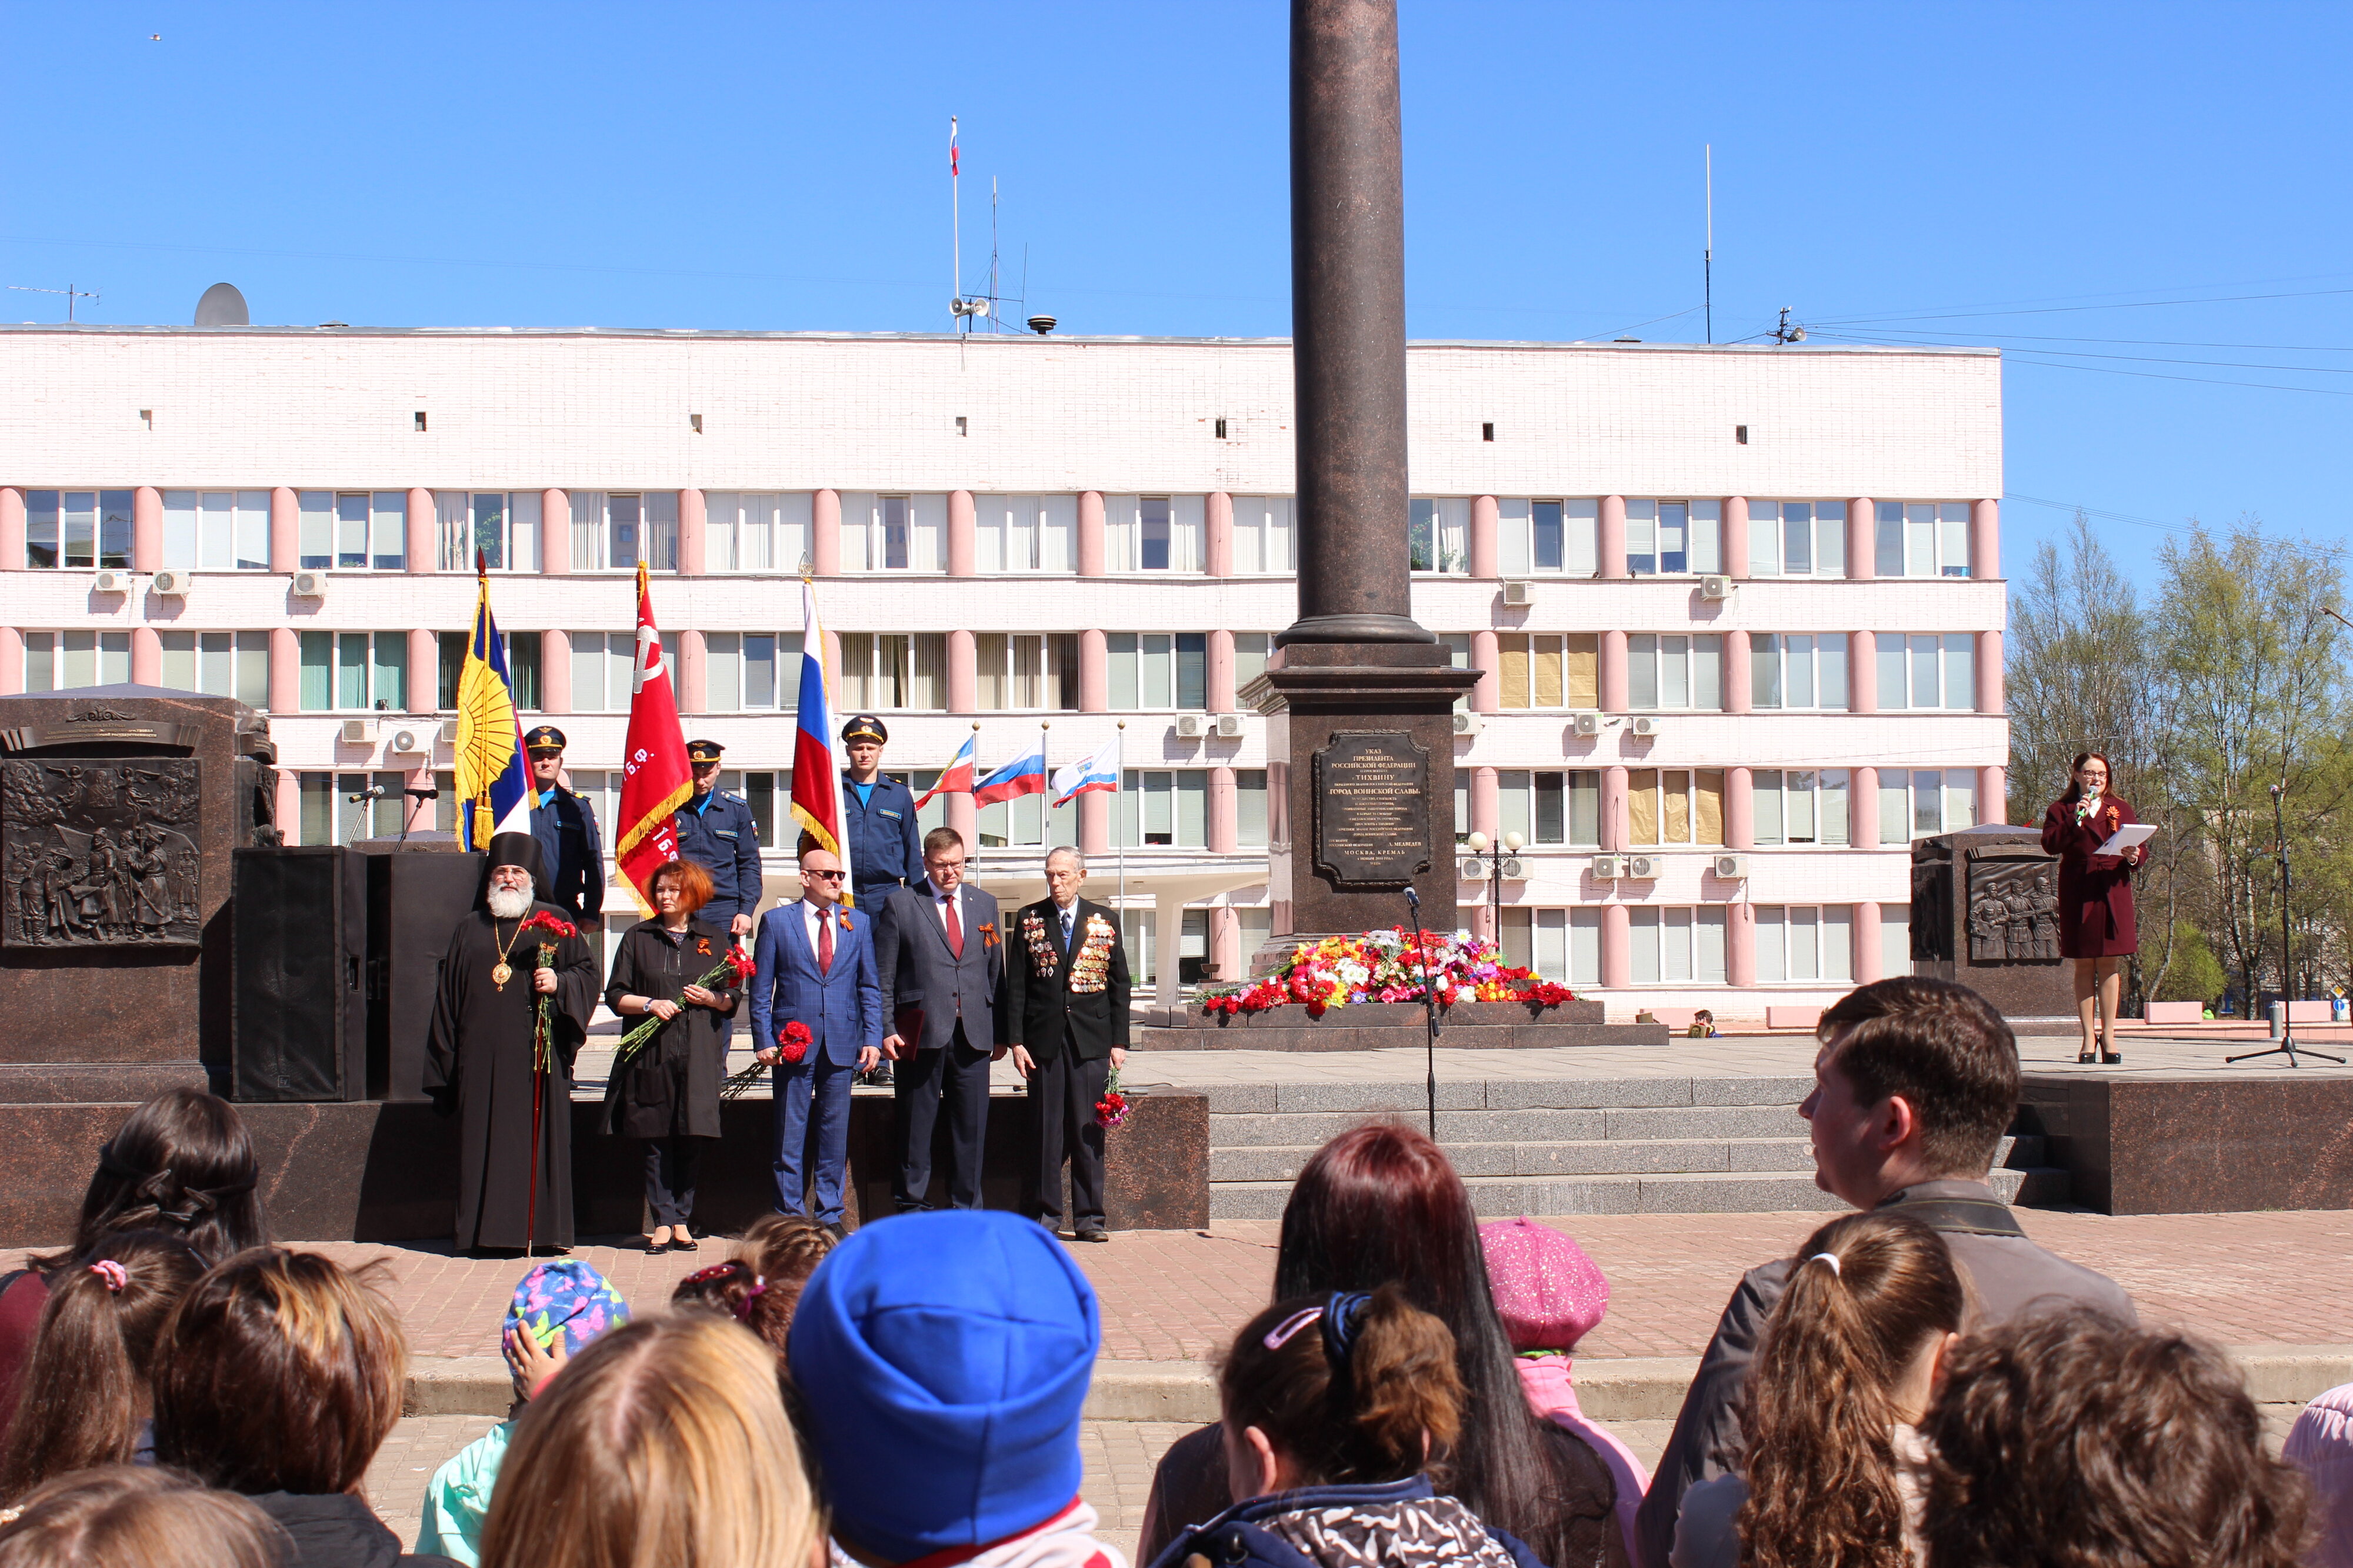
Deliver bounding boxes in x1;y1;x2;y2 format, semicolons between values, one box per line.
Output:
1051;738;1121;807
913;731;977;809
788;581;853;892
972;742;1048;808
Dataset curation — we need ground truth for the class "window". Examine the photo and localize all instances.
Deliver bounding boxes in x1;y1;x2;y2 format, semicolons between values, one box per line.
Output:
706;492;812;573
298;772;406;846
1105;496;1204;572
1629;906;1729;984
435;492;541;573
438;631;541;711
1750;634;1850;710
1114;769;1209;848
1747;502;1847;578
1409;499;1469;573
837;493;946;572
1875;633;1976;712
1757;905;1855;984
702;632;805;712
1754;769;1850;847
1628;634;1724;711
1879;769;1978;841
1627;500;1721;575
1440;632;1472;713
162;491;270;571
1498;633;1599;710
158;631;269;707
1108;633;1209;710
20;630;131;690
568;631;671;713
299;631;409;712
1499;770;1602;846
297;492;405;571
1881;907;1912;980
975;633;1078;711
838;633;946;712
569;492;679;572
1234;633;1272;698
1231;496;1294;574
976;496;1075;573
980;789;1077;851
24;491;133;570
1501;908;1602;987
1874;502;1971;578
1237;769;1270;848
1628;769;1726;847
1499;499;1598;576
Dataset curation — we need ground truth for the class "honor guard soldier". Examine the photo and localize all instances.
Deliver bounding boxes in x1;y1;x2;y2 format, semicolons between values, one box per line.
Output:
675;739;763;940
840;715;922;910
524;726;606;930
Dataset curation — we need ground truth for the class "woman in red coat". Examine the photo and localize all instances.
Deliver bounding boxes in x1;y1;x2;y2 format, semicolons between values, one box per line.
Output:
2040;752;2145;1064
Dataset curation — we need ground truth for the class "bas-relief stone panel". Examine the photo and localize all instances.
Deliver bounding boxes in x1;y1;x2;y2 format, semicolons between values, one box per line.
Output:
1;759;203;949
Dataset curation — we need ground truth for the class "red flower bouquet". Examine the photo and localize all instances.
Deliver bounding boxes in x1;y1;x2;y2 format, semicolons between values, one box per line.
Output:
611;939;755;1067
1094;1068;1130;1129
777;1019;812;1064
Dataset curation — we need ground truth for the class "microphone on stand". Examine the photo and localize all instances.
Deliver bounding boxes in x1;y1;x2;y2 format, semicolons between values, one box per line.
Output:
405;786;441;799
346;784;386;804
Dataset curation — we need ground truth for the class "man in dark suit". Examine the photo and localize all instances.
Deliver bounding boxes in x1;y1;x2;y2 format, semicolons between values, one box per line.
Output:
750;846;882;1235
875;826;1005;1212
1004;846;1131;1241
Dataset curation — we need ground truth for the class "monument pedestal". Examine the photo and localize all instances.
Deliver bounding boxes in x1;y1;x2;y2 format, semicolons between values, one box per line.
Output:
1911;826;2076;1019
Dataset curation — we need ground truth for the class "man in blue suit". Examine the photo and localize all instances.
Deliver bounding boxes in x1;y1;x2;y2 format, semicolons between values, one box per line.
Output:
751;846;882;1235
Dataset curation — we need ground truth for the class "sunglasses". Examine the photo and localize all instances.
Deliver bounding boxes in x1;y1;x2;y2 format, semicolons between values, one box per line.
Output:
804;869;846;882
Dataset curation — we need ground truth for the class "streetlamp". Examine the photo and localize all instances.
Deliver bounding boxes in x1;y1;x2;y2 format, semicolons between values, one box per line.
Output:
1463;830;1525;952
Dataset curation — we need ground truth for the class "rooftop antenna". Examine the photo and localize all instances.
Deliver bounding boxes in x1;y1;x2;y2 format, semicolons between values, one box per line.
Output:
1772;306;1807;345
1704;145;1713;344
9;282;99;322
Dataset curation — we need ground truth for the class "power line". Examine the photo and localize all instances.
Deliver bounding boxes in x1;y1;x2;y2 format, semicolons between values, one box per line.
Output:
1816;284;2353;328
1808;331;2353;399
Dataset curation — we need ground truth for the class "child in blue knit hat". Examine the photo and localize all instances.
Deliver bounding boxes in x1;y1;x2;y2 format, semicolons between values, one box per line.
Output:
416;1259;631;1566
788;1210;1126;1568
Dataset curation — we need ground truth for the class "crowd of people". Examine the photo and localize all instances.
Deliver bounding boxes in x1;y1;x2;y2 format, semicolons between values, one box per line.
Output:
0;977;2346;1567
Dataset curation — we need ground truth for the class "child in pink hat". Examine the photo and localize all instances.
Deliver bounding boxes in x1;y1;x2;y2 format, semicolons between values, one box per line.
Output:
1479;1217;1645;1562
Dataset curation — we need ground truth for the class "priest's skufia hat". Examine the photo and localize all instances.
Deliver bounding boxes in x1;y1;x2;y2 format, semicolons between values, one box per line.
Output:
486;833;545;879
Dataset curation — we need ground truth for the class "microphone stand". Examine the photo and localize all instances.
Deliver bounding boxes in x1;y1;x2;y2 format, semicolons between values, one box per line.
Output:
2228;782;2342;1066
1405;885;1439;1138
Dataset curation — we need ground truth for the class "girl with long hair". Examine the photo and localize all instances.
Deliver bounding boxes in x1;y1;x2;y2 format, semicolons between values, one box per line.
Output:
0;1466;286;1568
2040;751;2146;1063
1668;1210;1964;1568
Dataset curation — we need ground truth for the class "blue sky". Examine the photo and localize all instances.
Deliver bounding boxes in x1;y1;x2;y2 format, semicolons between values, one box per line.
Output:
4;2;2348;585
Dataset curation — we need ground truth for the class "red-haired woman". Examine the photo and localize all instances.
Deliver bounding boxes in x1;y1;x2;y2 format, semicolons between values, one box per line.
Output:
2039;753;2144;1064
602;859;742;1253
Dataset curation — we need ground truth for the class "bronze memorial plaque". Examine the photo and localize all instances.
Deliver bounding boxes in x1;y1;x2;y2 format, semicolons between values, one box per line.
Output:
1964;850;2062;963
1312;732;1430;888
1;758;204;949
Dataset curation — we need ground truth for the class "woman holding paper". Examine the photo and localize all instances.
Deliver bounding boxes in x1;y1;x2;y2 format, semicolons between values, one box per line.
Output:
2040;752;2147;1063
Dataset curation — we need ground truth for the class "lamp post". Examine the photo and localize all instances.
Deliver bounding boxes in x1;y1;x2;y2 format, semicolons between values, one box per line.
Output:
1463;830;1524;951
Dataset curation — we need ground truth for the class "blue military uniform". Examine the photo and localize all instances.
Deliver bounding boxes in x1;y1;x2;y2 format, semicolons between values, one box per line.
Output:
523;726;605;928
675;739;763;930
838;713;924;909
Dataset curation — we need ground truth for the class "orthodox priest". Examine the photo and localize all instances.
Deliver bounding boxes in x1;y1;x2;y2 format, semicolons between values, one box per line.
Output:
425;833;600;1253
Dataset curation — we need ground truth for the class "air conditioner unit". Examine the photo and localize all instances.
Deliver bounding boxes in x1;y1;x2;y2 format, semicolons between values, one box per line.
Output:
1631;715;1664;738
92;570;129;595
1214;712;1244;739
150;569;190;597
1499;856;1527;880
1457;856;1489;882
1501;580;1534;607
1571;711;1603;737
438;718;461;745
1714;853;1751;880
1591;855;1622;880
1452;710;1482;737
1174;713;1208;739
1625;853;1661;879
1701;574;1735;600
291;570;328;598
387;726;426;755
339;718;374;746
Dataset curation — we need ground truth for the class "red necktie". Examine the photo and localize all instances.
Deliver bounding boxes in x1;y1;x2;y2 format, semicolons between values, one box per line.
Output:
944;894;964;959
817;909;834;975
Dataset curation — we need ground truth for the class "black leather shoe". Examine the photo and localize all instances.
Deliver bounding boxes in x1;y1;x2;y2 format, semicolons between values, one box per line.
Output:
2101;1050;2122;1064
1075;1226;1110;1243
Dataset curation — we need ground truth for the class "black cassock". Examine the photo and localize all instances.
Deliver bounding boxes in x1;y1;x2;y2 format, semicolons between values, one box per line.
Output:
424;902;599;1250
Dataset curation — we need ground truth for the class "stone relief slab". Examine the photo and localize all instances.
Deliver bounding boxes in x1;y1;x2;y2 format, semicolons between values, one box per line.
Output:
2;759;202;949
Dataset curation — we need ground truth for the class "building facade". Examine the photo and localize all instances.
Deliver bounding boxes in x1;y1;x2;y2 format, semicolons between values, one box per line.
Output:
0;326;2004;1018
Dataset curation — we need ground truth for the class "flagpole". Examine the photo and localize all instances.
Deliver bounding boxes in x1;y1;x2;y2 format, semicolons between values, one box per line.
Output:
968;720;982;890
1038;719;1051;869
1115;719;1127;966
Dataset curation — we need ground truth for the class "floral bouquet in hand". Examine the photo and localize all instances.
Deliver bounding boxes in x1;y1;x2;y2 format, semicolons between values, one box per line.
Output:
1094;1067;1130;1129
612;945;756;1068
722;1019;809;1100
517;912;577;1071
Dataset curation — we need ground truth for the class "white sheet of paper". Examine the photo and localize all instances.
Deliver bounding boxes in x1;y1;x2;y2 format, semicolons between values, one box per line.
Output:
2096;822;2157;856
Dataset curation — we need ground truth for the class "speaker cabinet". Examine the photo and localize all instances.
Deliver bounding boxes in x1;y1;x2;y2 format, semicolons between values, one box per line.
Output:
362;848;484;1100
232;847;369;1102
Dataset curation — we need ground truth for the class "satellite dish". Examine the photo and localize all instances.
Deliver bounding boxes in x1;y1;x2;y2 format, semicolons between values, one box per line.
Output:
194;282;248;327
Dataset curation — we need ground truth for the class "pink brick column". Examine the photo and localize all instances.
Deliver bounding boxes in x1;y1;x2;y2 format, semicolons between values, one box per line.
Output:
1079;629;1109;712
1971;498;2000;580
1601;903;1631;989
1852;766;1879;849
1979;766;2007;826
677;629;706;715
131;626;161;685
1079;790;1110;856
1205;492;1233;578
1470;766;1499;840
1726;766;1754;850
811;490;841;576
1727;903;1757;989
948;491;976;577
1208;766;1238;853
406;488;434;574
276;770;303;845
0;628;20;693
1471;629;1499;713
1077;492;1106;576
271;488;299;573
1208;629;1236;712
1212;906;1244;983
1469;496;1499;579
1849;630;1876;713
407;629;437;712
541;489;569;575
0;488;24;569
1725;630;1752;714
1848;498;1875;579
678;488;706;577
1598;495;1628;579
268;628;301;712
946;630;978;714
1854;899;1882;983
1977;629;2004;713
541;629;572;713
1601;765;1629;852
1723;496;1749;578
1600;630;1629;712
133;486;163;572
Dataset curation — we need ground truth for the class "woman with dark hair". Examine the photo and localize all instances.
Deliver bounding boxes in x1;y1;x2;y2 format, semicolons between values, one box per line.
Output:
2040;752;2145;1064
0;1089;264;1430
601;858;742;1253
1139;1123;1627;1568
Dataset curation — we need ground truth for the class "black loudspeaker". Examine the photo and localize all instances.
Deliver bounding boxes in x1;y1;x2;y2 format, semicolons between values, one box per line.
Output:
361;848;485;1100
231;847;369;1102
